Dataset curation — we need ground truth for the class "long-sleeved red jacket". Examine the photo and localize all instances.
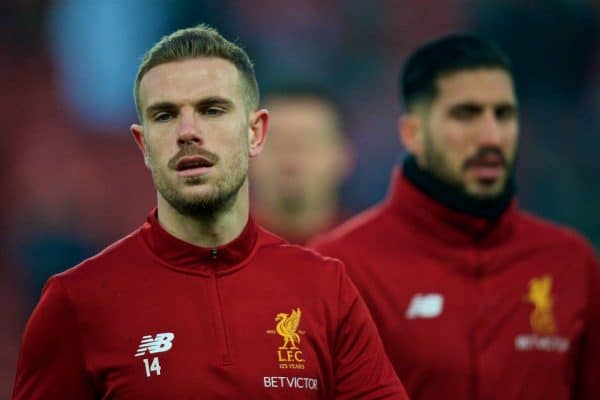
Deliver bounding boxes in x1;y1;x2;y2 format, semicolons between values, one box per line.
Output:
13;210;408;399
311;169;600;400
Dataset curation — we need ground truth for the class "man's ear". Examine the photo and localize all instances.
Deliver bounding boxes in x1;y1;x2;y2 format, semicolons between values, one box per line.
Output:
130;124;151;169
248;109;269;158
398;113;423;157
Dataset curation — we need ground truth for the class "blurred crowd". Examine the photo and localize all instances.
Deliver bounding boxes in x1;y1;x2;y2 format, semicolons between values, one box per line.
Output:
1;0;599;396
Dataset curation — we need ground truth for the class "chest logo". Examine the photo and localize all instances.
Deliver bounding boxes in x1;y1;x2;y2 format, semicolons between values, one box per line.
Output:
266;308;306;369
405;293;444;319
134;332;175;378
515;275;568;353
134;332;175;357
525;275;556;335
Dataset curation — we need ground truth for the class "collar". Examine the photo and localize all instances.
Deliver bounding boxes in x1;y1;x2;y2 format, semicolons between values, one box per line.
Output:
140;208;259;276
402;155;515;219
387;167;516;246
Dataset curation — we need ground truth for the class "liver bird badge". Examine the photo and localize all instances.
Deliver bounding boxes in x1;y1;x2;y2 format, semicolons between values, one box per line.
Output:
266;307;307;368
275;308;302;349
525;275;557;335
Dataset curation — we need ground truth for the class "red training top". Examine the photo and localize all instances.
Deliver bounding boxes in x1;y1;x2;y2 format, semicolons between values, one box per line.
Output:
311;169;600;400
13;210;408;400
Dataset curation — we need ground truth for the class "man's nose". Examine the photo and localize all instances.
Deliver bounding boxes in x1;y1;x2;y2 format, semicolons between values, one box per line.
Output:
177;108;202;145
477;112;503;146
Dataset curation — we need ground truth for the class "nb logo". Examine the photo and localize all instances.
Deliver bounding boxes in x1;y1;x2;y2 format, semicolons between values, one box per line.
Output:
405;294;444;319
134;332;175;357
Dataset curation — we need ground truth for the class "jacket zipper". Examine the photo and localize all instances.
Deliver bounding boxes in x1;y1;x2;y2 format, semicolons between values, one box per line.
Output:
468;328;478;400
209;249;232;366
469;248;484;400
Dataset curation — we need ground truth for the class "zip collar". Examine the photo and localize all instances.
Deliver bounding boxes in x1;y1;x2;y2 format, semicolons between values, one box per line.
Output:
139;208;259;276
388;168;515;247
402;155;515;220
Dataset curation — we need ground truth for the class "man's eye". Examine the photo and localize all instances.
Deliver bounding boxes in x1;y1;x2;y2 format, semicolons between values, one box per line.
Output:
154;112;173;122
204;107;225;116
451;106;479;120
496;106;517;121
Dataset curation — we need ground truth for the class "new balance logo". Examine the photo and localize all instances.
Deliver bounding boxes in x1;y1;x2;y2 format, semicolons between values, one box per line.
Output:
134;332;175;357
405;294;444;319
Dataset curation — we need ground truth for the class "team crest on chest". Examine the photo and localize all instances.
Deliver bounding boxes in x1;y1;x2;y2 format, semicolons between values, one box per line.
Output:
266;307;306;369
525;275;556;334
514;275;569;353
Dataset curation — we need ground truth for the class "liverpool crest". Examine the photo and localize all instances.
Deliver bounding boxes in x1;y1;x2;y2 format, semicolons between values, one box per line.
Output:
267;307;306;369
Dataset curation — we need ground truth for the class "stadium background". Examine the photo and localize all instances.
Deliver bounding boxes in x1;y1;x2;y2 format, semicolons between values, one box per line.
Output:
1;0;599;396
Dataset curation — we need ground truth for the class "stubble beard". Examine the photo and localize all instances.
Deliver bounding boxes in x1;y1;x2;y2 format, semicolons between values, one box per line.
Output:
152;155;248;218
423;129;513;200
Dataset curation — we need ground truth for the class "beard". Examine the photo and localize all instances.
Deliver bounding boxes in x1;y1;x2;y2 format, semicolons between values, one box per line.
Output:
423;128;514;200
150;150;248;218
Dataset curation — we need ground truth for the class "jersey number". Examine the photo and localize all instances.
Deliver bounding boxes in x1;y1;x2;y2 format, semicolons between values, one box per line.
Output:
143;357;162;377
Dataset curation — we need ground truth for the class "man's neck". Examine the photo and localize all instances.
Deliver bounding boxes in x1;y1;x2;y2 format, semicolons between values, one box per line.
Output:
402;155;515;220
156;186;250;248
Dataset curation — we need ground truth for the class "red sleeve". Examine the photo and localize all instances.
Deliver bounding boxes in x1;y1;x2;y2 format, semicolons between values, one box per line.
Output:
575;247;600;399
12;276;96;399
332;261;409;399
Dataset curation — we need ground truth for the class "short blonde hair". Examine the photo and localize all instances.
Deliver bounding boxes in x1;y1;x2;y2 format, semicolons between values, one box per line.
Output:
134;24;259;121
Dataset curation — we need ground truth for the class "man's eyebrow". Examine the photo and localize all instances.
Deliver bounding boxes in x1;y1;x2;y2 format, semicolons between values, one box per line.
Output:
195;96;235;108
451;100;481;106
145;97;235;116
448;102;484;111
145;102;177;117
448;100;517;110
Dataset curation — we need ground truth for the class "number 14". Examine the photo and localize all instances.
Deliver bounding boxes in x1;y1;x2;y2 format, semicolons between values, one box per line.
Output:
143;357;162;377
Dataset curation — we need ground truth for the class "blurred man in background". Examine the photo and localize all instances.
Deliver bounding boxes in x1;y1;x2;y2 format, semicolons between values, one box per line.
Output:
12;24;407;399
311;34;600;399
251;87;353;243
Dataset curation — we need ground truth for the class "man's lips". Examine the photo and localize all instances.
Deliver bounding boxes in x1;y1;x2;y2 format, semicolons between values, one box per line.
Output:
465;151;506;181
174;155;215;177
469;164;504;180
176;155;214;170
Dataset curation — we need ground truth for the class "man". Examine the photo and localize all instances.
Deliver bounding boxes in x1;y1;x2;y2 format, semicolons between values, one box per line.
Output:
311;34;600;399
250;87;353;244
12;25;407;399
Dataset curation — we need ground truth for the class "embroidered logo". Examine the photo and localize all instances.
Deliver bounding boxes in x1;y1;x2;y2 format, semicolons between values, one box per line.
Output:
405;293;444;319
134;332;175;378
134;332;175;357
266;308;306;369
525;275;556;335
515;275;569;353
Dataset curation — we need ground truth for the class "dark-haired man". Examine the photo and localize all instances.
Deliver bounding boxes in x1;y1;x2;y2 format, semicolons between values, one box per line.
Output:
12;25;407;399
311;34;600;399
